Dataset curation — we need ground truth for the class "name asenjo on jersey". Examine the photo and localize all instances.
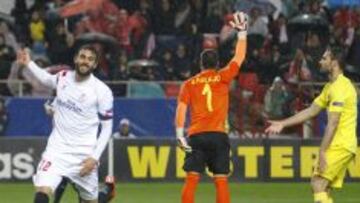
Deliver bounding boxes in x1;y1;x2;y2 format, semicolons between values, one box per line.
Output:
56;99;82;113
191;75;220;85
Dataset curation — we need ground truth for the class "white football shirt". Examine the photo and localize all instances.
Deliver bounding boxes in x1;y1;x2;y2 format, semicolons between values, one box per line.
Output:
28;61;114;156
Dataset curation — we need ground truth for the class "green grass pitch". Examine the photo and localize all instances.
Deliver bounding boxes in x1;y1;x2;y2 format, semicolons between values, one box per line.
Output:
1;182;359;203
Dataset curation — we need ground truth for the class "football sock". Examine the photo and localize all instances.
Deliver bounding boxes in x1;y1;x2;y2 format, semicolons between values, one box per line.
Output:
214;176;230;203
98;191;108;203
53;178;68;203
328;196;333;203
182;173;200;203
314;192;330;203
34;192;49;203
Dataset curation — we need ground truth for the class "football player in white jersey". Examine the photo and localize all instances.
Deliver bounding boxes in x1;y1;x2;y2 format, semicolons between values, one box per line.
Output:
17;45;114;203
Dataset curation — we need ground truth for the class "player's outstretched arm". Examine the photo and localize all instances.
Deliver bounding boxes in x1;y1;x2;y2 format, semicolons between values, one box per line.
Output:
265;103;323;135
219;12;248;82
16;49;57;89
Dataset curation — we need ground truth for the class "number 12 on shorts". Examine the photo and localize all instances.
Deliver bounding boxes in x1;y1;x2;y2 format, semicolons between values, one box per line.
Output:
38;159;52;172
202;83;213;112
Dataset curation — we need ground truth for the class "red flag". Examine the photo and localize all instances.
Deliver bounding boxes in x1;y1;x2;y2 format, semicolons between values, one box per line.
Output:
59;0;104;18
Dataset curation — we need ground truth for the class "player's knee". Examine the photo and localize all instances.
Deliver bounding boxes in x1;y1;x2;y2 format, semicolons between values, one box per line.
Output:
35;187;52;196
34;191;50;203
311;177;326;193
213;174;228;178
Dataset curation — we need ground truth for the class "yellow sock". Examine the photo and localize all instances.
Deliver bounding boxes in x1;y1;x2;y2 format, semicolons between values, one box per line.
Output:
314;192;329;203
328;196;333;203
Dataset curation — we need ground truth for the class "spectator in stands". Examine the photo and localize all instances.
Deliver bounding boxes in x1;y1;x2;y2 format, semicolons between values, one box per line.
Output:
161;49;177;80
113;118;137;139
264;76;291;119
303;33;327;81
346;27;360;77
202;5;223;33
110;50;129;96
270;14;289;54
174;43;192;80
48;22;75;64
0;21;20;51
111;50;129;80
0;34;16;62
153;0;176;35
11;0;30;44
29;10;46;56
75;9;107;37
0;98;8;136
285;49;312;83
114;9;133;54
248;8;268;37
129;10;150;58
0;34;16;89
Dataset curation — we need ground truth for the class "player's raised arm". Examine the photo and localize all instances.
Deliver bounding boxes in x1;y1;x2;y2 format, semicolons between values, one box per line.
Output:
229;12;248;65
219;12;248;82
16;49;58;89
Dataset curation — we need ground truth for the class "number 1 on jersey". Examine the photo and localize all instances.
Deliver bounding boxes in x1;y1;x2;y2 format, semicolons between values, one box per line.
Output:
202;83;213;112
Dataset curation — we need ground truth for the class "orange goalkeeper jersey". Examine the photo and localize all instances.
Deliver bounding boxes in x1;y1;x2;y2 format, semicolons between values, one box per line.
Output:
178;61;241;136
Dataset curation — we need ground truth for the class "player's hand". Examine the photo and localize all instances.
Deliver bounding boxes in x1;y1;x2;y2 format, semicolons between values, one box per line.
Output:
16;48;31;67
176;136;192;153
230;11;248;33
80;157;98;177
265;120;284;135
318;151;327;173
44;100;55;116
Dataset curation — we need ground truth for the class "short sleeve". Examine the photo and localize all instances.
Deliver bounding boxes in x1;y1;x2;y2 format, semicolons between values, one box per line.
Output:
313;85;329;109
178;82;190;104
328;85;345;113
98;85;114;120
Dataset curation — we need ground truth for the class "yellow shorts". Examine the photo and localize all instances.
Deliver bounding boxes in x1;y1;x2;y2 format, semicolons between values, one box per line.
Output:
313;148;355;189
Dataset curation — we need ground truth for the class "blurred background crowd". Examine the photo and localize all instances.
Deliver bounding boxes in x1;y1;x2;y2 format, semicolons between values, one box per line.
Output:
0;0;360;138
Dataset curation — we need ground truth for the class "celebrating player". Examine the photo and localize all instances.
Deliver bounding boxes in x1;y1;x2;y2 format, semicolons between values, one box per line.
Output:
266;47;357;203
17;45;114;203
175;11;247;203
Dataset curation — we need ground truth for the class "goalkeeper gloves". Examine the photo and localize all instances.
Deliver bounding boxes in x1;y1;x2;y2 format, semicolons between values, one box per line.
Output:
230;11;248;39
176;127;192;153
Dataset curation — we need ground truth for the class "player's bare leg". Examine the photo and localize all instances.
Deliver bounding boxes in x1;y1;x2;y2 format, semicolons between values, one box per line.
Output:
34;186;52;203
182;172;200;203
213;174;230;203
311;175;331;203
98;176;116;203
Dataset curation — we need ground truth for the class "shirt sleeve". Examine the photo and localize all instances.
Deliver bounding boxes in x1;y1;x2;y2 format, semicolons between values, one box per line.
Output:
218;61;240;84
98;85;114;120
178;82;190;104
28;61;58;89
313;85;328;109
328;85;345;113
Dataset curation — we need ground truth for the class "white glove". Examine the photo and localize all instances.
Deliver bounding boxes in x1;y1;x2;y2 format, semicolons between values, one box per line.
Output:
230;11;248;39
176;128;192;153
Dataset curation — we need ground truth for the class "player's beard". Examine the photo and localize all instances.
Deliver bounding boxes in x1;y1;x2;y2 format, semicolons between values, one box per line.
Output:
75;63;93;77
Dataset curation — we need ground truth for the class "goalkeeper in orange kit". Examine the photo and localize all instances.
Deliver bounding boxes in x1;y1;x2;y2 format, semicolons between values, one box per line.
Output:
175;11;248;203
